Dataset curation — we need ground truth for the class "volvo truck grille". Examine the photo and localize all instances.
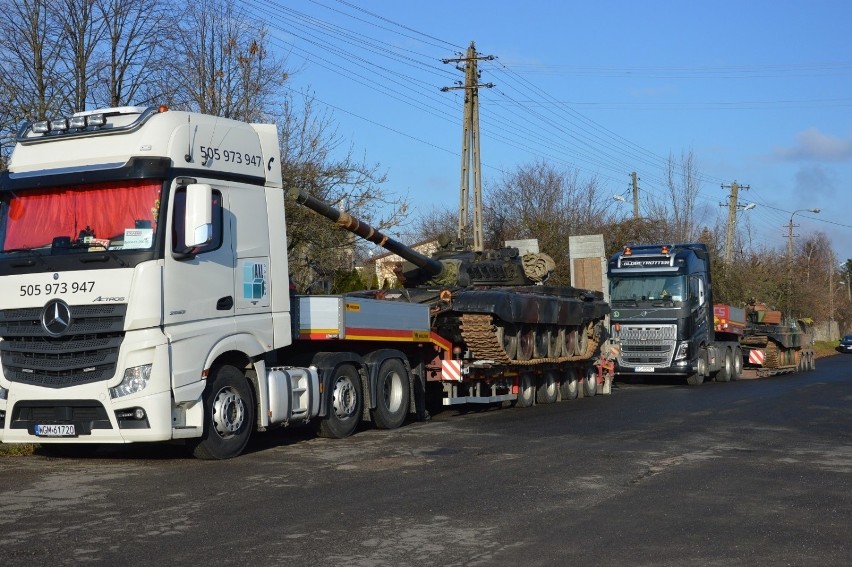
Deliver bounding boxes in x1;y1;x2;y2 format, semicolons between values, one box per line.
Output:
613;324;677;368
0;304;126;388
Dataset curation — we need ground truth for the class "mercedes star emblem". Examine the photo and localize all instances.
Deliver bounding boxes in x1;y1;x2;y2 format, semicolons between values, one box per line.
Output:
41;299;72;337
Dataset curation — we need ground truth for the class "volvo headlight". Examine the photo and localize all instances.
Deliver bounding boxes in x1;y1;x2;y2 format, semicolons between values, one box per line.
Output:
0;385;8;400
109;365;152;399
674;342;689;361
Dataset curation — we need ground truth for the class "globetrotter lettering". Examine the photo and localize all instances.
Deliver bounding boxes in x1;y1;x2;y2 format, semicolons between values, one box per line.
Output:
622;258;669;267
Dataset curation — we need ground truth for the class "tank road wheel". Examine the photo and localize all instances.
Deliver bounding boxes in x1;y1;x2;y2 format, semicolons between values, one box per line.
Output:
318;364;363;439
575;325;589;357
547;326;562;358
190;364;255;460
732;347;743;381
533;328;549;359
371;358;410;430
515;372;535;408
562;327;578;358
536;370;559;404
496;322;518;360
560;367;579;400
715;348;733;383
517;325;535;361
582;366;598;397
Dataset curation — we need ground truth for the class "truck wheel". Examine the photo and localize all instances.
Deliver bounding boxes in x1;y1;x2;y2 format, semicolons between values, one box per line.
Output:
582;366;597;397
371;358;410;430
318;364;363;438
536;370;559;404
515;372;535;408
686;353;706;385
560;367;579;400
809;352;816;371
190;364;255;460
715;349;733;383
732;348;743;381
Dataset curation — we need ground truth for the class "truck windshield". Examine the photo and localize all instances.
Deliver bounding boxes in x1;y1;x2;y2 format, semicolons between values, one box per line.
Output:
610;275;686;303
0;180;162;254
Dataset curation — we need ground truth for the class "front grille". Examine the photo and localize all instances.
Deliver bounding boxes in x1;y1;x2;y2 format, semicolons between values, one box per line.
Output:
615;323;676;368
0;304;126;388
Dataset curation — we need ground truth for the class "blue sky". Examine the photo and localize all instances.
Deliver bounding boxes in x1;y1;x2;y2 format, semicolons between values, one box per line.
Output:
244;0;852;264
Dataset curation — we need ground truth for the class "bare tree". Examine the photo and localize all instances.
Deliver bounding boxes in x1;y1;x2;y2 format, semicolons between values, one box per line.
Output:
92;0;171;107
280;91;406;291
56;0;105;113
646;149;704;242
0;0;66;158
166;0;289;122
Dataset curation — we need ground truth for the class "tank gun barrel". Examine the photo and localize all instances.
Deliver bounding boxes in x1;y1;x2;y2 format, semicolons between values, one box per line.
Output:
288;187;444;277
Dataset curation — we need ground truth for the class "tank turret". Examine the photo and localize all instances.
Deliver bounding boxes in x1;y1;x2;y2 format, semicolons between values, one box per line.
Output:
290;187;555;288
290;187;608;366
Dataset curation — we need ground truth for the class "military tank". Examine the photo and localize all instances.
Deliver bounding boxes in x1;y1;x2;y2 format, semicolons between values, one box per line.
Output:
740;302;815;371
290;188;610;366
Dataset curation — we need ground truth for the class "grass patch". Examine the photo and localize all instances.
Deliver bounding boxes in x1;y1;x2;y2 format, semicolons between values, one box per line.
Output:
814;340;842;357
0;443;37;457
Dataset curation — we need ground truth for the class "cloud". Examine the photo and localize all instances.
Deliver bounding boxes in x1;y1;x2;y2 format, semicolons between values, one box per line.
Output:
772;128;852;162
793;165;837;200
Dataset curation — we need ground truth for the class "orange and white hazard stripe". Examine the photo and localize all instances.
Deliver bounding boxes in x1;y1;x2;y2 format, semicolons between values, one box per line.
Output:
748;349;765;366
441;360;462;381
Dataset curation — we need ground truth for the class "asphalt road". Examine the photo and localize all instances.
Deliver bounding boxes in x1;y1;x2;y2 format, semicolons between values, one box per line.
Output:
1;356;850;566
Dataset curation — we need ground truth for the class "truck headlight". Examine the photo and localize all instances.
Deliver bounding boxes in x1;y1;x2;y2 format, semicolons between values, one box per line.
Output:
109;365;152;399
674;342;688;361
0;385;7;400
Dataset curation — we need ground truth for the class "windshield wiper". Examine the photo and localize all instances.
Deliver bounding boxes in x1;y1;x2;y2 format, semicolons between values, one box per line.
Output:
2;247;50;268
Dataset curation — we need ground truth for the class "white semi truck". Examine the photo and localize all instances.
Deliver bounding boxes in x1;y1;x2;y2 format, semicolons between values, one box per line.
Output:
0;106;610;459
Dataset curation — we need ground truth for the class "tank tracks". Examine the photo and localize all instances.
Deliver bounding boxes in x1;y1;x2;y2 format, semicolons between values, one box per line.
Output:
741;335;783;368
459;313;600;366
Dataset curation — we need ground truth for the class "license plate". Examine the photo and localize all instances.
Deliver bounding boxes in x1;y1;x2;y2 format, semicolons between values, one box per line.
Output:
35;424;76;437
634;366;655;373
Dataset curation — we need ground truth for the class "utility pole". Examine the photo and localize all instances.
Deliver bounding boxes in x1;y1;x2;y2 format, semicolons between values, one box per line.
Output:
630;172;640;219
721;181;749;264
442;41;493;251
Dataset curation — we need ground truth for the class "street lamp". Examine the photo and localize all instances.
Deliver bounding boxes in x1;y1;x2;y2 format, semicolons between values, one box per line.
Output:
786;208;821;316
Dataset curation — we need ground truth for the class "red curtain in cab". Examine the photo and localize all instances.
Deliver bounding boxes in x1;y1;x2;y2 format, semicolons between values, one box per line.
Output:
5;180;161;249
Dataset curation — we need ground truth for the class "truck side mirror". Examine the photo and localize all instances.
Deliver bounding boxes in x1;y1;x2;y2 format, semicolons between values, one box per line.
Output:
184;183;213;248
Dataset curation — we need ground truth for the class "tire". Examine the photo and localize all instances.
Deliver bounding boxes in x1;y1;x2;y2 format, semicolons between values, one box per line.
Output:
560;367;579;400
582;366;597;397
536;370;559;404
547;326;561;358
575;325;589;357
533;328;549;359
687;350;707;386
732;347;743;381
809;352;816;371
496;323;518;360
189;364;255;460
317;364;363;438
517;325;535;361
715;348;732;383
562;327;577;358
371;358;410;430
515;372;535;408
